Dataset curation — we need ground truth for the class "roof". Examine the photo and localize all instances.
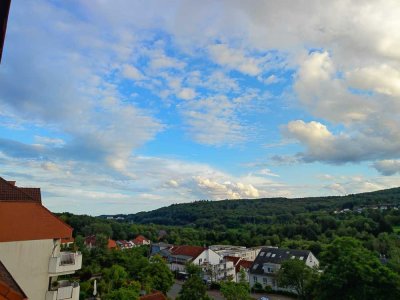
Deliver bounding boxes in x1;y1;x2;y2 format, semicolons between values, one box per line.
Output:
0;202;73;242
108;239;117;249
0;178;41;203
250;247;311;275
139;291;167;300
0;0;11;63
133;235;149;244
170;245;206;259
225;256;252;273
237;259;253;270
0;261;28;300
84;236;117;249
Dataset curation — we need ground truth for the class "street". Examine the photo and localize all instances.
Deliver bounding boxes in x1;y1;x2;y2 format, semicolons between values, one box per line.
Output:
167;281;296;300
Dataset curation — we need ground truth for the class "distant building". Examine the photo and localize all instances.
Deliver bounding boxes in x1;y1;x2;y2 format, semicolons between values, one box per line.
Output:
249;247;319;292
133;235;151;246
0;177;82;300
225;256;253;282
84;235;117;250
155;245;235;282
209;245;262;261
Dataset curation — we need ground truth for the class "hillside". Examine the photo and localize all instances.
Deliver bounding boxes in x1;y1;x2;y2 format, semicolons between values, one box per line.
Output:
103;187;400;227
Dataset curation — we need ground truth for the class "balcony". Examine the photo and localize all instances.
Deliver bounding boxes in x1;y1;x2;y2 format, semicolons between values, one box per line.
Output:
46;281;80;300
48;252;82;275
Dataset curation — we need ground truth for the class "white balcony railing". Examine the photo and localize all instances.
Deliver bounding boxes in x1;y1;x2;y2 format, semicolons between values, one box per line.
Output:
48;252;82;275
46;281;80;300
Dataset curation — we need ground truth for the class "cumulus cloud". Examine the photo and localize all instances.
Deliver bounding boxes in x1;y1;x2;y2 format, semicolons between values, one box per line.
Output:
194;176;260;199
208;44;261;76
373;160;400;176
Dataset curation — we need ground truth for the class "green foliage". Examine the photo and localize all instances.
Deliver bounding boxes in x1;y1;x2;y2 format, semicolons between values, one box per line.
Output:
220;281;252;300
144;255;174;294
102;282;140;300
177;275;211;300
317;237;400;300
277;259;319;300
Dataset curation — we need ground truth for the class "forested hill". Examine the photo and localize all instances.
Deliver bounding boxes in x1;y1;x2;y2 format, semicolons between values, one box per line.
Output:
102;187;400;226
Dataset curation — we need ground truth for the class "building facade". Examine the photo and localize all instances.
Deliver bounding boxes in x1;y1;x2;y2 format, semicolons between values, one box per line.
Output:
249;247;319;292
0;178;82;300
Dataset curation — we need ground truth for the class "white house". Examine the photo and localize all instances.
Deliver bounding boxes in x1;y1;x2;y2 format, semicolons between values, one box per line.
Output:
249;247;319;292
158;245;235;282
0;178;82;300
210;245;262;261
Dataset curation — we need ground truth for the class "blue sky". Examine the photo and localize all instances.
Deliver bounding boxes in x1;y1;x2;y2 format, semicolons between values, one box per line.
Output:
1;0;400;215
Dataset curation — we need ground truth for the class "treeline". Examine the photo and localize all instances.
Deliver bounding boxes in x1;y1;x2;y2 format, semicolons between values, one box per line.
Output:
106;187;400;226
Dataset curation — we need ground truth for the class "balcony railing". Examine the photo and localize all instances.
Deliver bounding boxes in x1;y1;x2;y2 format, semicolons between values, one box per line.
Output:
46;281;80;300
48;252;82;275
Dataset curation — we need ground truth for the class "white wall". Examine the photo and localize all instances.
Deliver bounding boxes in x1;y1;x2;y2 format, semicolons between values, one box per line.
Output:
0;239;58;300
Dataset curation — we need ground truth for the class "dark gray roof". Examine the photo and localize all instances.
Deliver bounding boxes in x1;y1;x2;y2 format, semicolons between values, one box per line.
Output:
250;247;311;275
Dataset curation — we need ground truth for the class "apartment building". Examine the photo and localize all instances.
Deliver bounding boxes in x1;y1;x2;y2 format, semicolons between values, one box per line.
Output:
0;178;82;300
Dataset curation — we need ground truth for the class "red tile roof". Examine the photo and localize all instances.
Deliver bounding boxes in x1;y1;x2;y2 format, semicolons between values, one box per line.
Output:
0;202;73;242
224;256;252;273
0;178;41;203
170;245;206;259
0;261;28;300
108;239;117;249
133;235;149;244
139;291;167;300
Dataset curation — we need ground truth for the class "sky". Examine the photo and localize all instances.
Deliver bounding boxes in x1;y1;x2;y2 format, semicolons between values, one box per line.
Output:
1;0;400;215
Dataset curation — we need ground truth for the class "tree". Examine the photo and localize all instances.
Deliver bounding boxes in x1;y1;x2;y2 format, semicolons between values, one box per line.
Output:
143;255;174;294
103;282;140;300
277;258;319;299
220;280;252;300
317;237;400;300
177;275;211;300
177;263;210;300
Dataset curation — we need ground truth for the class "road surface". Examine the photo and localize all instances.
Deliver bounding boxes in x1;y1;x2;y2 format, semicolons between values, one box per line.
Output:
167;281;296;300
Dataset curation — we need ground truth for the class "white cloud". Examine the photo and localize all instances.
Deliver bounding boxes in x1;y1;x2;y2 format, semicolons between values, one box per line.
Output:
346;64;400;97
177;88;196;100
122;64;144;80
208;44;261;76
373;160;400;176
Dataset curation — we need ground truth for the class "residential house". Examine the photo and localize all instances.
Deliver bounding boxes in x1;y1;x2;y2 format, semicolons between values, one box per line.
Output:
157;245;235;282
0;178;82;300
133;235;151;246
249;247;319;292
210;245;262;261
225;256;253;282
84;235;117;250
116;240;135;250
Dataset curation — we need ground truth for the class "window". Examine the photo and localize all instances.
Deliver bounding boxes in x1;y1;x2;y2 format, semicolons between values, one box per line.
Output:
271;254;276;258
263;277;268;284
199;258;202;264
299;256;304;260
253;264;259;270
291;255;295;259
253;276;258;283
266;252;271;257
259;252;265;257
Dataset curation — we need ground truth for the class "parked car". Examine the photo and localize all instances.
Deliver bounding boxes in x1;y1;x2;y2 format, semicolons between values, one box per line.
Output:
258;297;270;300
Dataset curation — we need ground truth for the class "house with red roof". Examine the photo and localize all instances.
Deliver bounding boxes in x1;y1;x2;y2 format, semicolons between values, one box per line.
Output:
84;235;117;250
133;235;151;246
0;177;82;300
225;256;253;282
156;245;235;282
